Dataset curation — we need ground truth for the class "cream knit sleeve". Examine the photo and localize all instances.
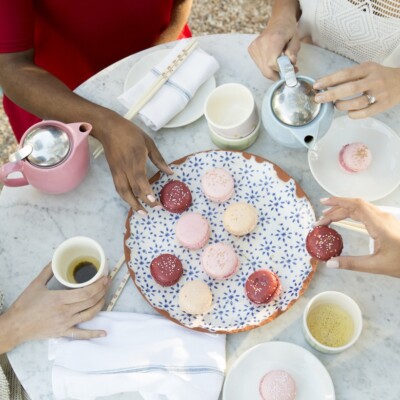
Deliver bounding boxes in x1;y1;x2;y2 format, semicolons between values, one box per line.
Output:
298;0;400;66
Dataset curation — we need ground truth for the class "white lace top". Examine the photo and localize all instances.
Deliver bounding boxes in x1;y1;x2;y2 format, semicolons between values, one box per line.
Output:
298;0;400;67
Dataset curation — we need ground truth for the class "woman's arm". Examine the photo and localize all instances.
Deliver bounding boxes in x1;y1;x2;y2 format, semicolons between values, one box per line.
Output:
155;0;193;44
0;264;110;355
248;0;301;80
0;50;172;214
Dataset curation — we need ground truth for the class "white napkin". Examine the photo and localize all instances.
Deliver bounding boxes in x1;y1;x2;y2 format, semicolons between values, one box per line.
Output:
118;39;219;130
49;312;226;400
369;206;400;253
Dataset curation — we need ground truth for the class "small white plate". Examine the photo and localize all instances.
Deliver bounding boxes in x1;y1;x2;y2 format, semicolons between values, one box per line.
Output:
124;49;216;128
223;341;335;400
308;116;400;201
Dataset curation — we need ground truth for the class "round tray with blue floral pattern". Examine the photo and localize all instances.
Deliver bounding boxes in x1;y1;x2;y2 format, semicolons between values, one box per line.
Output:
124;150;317;333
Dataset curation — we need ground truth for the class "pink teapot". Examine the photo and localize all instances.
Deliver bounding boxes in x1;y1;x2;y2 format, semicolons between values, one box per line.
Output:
0;120;92;194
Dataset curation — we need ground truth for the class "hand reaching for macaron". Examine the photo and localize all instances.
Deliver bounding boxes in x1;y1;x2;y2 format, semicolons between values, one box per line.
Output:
316;197;400;278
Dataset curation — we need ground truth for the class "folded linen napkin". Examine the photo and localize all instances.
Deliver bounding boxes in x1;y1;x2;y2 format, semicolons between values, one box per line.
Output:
49;312;226;400
118;39;219;130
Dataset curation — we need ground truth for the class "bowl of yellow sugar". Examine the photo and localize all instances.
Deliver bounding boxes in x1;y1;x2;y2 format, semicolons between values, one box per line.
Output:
303;291;363;354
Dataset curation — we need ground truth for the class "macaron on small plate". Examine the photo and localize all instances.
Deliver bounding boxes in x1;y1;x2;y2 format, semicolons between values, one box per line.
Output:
308;116;400;201
223;342;335;400
124;150;316;333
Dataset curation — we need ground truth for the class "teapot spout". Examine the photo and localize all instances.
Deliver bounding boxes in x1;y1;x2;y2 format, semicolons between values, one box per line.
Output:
68;122;92;145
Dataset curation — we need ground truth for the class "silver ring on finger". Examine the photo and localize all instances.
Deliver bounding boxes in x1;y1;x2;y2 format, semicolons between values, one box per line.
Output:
366;94;376;106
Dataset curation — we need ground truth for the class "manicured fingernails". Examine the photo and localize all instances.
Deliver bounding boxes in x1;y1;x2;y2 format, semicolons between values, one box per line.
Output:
154;205;163;211
147;194;156;203
326;258;339;269
313;218;324;227
99;331;107;337
320;198;330;203
138;210;148;218
166;166;174;175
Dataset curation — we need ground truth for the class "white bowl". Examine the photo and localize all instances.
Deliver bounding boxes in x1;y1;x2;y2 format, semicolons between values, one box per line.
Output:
303;291;363;354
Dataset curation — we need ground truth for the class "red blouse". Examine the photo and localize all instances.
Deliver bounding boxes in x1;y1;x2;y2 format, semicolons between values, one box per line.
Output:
0;0;190;140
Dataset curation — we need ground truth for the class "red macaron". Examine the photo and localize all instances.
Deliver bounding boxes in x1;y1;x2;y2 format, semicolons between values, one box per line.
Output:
245;269;281;305
150;253;183;287
306;225;343;261
160;180;192;213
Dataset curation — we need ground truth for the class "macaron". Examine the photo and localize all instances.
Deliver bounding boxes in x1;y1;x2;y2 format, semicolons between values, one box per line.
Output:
259;370;297;400
223;202;258;236
150;253;183;287
179;280;213;315
176;212;210;250
339;142;372;173
201;242;239;280
245;269;281;305
160;180;192;213
306;225;343;261
201;167;235;203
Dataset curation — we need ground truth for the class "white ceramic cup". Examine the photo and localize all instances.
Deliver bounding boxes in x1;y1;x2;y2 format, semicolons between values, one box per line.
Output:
302;291;363;354
204;83;259;139
52;236;108;288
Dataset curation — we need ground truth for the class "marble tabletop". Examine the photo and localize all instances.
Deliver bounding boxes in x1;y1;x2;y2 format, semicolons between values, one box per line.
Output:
1;34;400;400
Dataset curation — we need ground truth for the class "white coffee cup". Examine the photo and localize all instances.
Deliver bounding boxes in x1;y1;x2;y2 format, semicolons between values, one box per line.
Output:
303;291;363;354
204;83;259;139
52;236;108;288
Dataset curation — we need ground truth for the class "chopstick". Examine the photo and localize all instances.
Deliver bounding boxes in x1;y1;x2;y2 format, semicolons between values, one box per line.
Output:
109;254;125;280
106;271;130;312
93;39;198;159
105;254;129;312
331;220;369;235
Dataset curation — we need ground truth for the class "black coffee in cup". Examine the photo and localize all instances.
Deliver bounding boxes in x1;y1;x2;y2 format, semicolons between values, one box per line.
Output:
67;256;100;284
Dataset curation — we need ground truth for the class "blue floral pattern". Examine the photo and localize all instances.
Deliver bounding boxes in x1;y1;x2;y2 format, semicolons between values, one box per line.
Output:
125;151;316;333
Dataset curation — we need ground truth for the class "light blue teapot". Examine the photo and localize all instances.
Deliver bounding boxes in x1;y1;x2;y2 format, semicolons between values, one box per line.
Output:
261;56;334;149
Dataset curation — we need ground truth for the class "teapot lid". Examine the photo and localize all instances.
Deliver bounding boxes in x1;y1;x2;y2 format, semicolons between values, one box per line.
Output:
21;125;70;167
272;56;321;127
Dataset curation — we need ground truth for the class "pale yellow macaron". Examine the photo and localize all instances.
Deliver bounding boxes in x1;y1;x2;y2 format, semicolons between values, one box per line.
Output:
223;202;258;236
179;280;213;315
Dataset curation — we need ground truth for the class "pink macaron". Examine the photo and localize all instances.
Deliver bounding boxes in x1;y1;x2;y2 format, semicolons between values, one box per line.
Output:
338;142;372;173
201;168;235;203
259;370;296;400
175;212;210;250
201;242;239;280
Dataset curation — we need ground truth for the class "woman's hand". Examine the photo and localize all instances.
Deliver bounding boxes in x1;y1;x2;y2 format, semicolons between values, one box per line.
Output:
249;16;300;81
97;115;173;216
314;63;400;118
316;197;400;277
1;264;110;352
